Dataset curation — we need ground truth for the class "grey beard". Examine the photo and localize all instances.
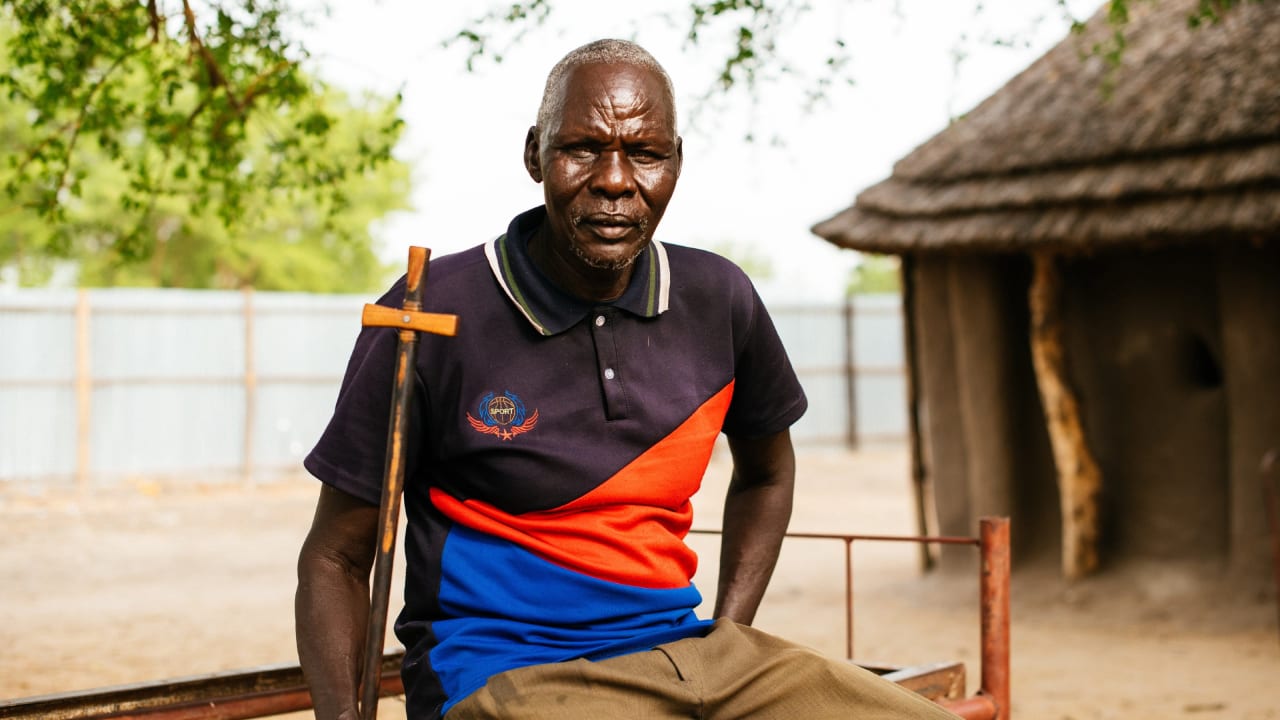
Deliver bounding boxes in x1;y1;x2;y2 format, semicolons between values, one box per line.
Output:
569;217;651;271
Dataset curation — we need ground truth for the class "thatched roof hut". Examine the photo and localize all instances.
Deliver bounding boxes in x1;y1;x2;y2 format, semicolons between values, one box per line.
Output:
817;0;1280;253
814;0;1280;582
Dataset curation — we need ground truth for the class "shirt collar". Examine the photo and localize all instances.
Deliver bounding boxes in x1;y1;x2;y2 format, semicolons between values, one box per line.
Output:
484;206;671;336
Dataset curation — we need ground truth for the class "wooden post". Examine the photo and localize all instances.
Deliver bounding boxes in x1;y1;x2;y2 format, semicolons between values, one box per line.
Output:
242;287;256;487
843;294;859;449
1028;252;1102;579
901;254;935;570
75;289;92;495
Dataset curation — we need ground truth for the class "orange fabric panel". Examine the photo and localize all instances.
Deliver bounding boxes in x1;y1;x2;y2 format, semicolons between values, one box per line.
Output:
431;382;735;589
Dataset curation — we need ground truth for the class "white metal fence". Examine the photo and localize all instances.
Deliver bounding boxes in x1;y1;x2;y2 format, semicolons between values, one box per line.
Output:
768;296;906;446
0;289;904;491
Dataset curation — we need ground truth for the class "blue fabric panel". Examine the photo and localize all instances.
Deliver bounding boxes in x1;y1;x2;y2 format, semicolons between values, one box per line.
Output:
431;525;712;713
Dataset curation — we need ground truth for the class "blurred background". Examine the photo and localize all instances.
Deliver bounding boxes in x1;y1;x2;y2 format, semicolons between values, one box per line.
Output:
0;0;1101;490
3;2;1278;719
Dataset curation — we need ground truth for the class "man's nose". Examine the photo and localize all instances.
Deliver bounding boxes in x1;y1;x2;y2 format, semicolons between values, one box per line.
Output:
590;151;636;197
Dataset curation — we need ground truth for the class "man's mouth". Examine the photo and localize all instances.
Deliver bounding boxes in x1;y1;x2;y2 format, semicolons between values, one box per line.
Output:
579;213;637;240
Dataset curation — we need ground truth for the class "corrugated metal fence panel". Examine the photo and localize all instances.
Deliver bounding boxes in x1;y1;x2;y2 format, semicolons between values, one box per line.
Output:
0;292;78;484
0;290;906;487
766;295;906;446
769;305;848;444
90;290;245;378
253;293;365;378
89;290;246;482
849;295;906;443
251;293;365;478
0;385;77;483
91;383;245;482
0;291;78;379
851;295;904;368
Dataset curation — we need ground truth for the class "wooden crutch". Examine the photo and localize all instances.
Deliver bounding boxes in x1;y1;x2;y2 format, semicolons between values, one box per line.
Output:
358;247;458;720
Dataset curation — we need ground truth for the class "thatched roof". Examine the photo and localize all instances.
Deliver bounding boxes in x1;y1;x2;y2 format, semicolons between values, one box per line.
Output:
813;0;1280;254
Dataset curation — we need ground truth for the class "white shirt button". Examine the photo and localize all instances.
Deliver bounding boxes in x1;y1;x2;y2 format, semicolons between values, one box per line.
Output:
595;315;606;327
604;368;615;380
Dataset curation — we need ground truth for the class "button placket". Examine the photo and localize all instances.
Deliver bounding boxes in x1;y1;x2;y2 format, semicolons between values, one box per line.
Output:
589;307;628;420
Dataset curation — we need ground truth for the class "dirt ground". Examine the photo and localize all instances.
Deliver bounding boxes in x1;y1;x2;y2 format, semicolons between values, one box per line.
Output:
2;445;1277;719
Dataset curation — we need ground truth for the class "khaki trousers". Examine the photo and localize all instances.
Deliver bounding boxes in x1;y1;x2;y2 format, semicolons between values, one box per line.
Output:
447;619;960;719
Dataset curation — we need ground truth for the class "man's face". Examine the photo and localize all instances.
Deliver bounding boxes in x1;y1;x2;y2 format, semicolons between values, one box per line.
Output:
525;62;682;273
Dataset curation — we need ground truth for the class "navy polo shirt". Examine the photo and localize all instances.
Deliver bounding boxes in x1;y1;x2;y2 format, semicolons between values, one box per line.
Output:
306;206;807;719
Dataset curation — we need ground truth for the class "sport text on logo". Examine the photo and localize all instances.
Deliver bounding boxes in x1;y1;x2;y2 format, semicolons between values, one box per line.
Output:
466;391;539;441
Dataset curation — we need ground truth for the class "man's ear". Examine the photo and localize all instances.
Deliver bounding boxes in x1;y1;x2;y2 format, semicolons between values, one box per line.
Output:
524;126;543;183
674;136;683;179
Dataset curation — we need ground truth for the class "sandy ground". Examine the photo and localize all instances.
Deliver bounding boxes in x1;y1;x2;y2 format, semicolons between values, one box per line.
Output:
2;445;1278;719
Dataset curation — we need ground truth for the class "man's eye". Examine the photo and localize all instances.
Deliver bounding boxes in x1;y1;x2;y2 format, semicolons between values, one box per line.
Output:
629;150;661;163
565;146;596;159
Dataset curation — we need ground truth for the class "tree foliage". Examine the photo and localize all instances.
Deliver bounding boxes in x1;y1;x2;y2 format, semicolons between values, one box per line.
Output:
1068;0;1270;77
0;1;406;288
1;73;410;290
3;0;1272;289
846;254;899;296
452;0;1273;115
451;0;854;126
707;239;775;281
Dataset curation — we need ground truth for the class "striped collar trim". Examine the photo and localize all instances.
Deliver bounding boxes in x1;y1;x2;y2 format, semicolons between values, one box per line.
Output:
485;207;671;336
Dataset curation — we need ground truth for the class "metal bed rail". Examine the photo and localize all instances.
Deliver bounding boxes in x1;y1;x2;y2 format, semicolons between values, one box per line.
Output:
693;515;1010;719
1;517;1010;720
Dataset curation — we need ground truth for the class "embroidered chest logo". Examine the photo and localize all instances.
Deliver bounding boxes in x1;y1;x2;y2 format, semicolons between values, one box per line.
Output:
467;391;539;440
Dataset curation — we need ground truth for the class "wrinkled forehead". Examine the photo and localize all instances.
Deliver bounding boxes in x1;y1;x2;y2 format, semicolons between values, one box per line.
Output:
543;62;677;136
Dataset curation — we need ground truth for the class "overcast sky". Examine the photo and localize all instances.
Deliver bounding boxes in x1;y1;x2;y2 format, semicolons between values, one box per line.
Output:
301;0;1106;301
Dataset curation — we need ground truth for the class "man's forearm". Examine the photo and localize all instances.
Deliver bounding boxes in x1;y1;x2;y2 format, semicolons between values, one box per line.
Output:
296;485;379;720
715;473;793;624
715;430;797;625
296;548;372;720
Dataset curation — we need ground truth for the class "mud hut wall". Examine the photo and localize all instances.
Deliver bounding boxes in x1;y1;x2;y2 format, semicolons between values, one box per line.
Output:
1060;248;1230;562
1216;240;1280;579
947;256;1018;521
909;254;1057;567
910;255;972;565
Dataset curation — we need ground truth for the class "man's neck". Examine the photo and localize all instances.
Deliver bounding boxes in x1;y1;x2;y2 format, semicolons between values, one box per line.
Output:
527;224;636;303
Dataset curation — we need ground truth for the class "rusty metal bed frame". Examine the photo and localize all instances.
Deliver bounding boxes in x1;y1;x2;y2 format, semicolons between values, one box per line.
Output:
0;517;1010;720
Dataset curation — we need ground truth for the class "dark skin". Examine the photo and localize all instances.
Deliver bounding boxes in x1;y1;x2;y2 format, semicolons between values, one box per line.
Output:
295;485;378;720
523;62;682;302
717;430;796;623
295;60;796;719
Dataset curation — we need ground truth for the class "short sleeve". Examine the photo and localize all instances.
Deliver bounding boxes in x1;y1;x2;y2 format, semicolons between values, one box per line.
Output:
303;279;425;505
721;287;807;438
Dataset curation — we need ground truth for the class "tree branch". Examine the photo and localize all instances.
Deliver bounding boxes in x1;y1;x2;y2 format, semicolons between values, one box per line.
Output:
240;59;296;110
181;0;240;112
146;0;161;44
24;47;143;204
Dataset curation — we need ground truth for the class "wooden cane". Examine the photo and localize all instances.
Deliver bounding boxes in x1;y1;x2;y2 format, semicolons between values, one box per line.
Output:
358;247;458;720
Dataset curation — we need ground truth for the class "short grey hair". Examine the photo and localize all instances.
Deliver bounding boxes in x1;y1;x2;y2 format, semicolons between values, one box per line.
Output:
536;39;677;133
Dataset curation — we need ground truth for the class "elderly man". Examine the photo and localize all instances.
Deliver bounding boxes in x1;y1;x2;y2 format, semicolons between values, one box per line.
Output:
296;39;958;720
